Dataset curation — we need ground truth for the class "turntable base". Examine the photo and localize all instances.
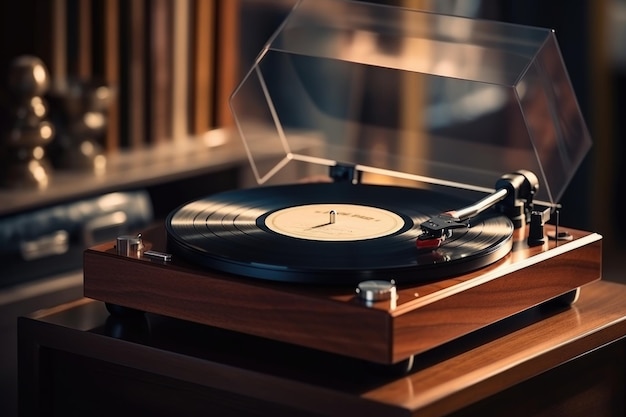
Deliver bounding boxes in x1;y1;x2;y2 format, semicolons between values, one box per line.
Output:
83;224;602;365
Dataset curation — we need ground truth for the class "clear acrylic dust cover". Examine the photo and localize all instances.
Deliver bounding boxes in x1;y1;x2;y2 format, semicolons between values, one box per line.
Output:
230;0;592;208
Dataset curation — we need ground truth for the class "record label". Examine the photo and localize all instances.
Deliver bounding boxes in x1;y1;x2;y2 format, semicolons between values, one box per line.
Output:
265;204;405;241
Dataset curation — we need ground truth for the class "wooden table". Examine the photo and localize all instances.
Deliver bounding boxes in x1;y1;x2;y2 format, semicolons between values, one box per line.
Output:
18;280;626;417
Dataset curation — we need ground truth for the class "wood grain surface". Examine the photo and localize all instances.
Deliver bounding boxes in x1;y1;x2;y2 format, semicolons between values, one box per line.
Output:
83;223;602;364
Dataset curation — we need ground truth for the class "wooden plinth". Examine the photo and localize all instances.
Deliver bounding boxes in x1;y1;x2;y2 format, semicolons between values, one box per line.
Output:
83;224;602;364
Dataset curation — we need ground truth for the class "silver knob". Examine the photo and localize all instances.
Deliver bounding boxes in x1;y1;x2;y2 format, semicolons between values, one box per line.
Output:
116;234;143;257
356;280;396;302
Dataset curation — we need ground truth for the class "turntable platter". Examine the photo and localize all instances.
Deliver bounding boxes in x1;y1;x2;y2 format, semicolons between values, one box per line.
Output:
165;183;513;285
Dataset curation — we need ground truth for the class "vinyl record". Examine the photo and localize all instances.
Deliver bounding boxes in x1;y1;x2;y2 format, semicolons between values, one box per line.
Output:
165;183;513;285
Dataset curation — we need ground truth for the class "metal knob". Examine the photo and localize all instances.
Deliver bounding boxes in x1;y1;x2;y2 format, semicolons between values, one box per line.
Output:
116;234;143;257
356;280;396;302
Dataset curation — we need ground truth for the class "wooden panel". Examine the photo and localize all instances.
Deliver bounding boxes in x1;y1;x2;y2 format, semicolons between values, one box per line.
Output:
125;0;147;149
83;224;602;364
51;0;67;88
214;0;239;127
146;0;173;144
170;0;191;141
76;0;92;79
191;0;217;134
101;0;121;153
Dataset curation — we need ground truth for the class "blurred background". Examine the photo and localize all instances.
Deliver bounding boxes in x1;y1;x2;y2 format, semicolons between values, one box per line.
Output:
0;0;624;416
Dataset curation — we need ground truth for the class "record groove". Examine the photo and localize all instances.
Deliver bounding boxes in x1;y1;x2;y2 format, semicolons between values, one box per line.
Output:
165;183;513;285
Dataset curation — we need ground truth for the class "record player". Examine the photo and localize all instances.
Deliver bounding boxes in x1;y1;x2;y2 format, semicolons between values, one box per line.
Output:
83;0;601;369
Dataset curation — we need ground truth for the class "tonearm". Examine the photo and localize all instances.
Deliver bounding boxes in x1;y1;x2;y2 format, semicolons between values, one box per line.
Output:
417;170;540;249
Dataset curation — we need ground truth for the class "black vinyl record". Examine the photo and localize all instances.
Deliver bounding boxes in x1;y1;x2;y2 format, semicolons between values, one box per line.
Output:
165;183;513;285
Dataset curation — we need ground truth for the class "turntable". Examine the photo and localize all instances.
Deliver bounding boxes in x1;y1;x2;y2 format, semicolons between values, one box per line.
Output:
83;0;601;369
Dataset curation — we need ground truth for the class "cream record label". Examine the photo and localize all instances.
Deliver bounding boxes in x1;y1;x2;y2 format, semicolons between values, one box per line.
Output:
265;204;405;241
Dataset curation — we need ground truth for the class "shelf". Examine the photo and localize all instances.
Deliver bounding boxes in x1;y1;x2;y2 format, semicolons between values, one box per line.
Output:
0;129;252;216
